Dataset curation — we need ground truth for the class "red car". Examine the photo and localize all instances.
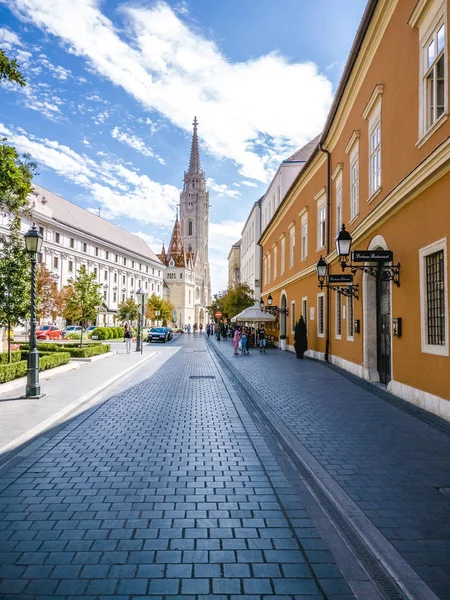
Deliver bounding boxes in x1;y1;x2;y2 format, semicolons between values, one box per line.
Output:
36;325;62;340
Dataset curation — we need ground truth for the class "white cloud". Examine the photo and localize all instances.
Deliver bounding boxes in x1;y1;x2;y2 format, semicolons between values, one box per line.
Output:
0;27;22;50
206;178;240;199
0;123;179;227
111;126;166;164
5;0;332;182
241;180;258;188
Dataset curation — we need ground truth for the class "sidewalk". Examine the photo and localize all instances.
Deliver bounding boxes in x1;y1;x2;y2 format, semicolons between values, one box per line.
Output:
210;337;450;600
0;343;170;461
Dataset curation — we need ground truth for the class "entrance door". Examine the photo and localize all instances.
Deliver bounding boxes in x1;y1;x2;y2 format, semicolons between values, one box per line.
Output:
376;272;391;384
280;295;287;337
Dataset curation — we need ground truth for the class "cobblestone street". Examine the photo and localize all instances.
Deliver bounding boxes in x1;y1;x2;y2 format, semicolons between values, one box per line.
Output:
0;333;449;599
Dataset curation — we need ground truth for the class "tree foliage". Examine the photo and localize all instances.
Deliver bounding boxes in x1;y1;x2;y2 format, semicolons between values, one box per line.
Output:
207;283;255;321
64;266;102;346
146;293;175;326
0;49;26;87
0;143;37;215
36;264;59;320
0;219;30;361
117;297;138;323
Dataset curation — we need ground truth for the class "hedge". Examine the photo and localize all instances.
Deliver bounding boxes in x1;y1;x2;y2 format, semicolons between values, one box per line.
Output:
20;342;103;352
0;350;22;365
66;344;110;358
0;352;70;384
91;327;124;340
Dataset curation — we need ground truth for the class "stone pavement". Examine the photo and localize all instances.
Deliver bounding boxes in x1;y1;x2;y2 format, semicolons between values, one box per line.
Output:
0;334;358;599
210;336;450;600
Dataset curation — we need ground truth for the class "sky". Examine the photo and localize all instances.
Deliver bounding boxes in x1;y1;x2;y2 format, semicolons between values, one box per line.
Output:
0;0;368;293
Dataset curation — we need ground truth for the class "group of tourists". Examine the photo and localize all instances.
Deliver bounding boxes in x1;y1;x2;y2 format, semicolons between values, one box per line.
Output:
231;323;266;355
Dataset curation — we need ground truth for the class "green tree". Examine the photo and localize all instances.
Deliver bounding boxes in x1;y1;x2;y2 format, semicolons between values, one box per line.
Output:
207;283;255;322
0;143;37;215
65;266;102;347
0;219;30;361
0;49;26;87
146;293;175;326
207;290;227;322
117;297;138;324
36;264;59;321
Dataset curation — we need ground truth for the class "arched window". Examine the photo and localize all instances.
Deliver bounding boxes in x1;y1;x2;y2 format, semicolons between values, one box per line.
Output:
188;220;193;236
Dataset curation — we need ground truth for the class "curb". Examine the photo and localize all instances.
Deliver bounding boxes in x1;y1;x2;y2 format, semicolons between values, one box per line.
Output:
70;351;117;363
0;351;158;459
0;361;82;396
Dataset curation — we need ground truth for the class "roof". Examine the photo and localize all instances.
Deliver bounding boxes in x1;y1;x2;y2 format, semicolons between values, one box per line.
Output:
161;217;187;268
31;183;162;265
285;134;321;162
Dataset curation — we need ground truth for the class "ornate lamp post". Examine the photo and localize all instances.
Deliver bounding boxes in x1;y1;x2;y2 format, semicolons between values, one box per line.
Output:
24;224;44;398
135;287;144;353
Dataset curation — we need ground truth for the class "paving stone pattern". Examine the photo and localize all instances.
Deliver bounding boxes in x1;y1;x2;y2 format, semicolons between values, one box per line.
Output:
0;335;354;599
212;338;450;600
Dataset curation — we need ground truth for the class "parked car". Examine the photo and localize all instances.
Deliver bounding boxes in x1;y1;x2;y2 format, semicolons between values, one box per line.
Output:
61;325;83;338
36;325;62;340
85;326;97;334
147;327;168;343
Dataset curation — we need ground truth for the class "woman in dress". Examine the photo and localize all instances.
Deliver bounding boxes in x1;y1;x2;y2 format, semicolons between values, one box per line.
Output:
232;328;241;356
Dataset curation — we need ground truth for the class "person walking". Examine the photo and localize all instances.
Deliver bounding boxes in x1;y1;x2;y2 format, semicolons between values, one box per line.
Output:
206;324;211;338
258;323;266;353
199;324;203;334
232;328;240;356
124;323;132;354
241;327;248;355
187;323;191;334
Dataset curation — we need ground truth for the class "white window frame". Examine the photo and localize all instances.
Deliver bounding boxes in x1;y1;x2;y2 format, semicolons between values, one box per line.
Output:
273;245;277;280
301;212;308;261
280;236;285;275
267;253;271;284
289;225;295;268
363;87;383;201
335;291;342;340
291;301;296;334
417;1;448;142
346;295;355;341
350;152;359;221
302;297;308;323
317;196;326;250
335;173;343;236
419;238;448;356
317;293;325;338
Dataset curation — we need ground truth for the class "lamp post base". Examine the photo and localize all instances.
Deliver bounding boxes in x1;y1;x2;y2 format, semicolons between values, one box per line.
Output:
21;393;46;400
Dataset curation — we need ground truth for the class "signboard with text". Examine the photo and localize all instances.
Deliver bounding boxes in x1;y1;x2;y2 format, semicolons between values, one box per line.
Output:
328;274;354;284
351;250;393;262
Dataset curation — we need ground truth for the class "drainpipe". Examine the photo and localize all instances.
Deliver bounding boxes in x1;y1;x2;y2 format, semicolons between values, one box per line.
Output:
319;143;331;363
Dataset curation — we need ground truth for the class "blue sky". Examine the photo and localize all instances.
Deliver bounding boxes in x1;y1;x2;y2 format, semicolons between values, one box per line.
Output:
0;0;367;292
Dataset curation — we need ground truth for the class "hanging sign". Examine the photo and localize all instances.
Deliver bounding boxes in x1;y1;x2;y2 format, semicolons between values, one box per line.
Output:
328;274;354;284
215;311;222;318
351;250;393;262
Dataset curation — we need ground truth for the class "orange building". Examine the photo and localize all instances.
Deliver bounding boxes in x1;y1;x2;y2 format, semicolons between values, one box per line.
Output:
260;0;450;419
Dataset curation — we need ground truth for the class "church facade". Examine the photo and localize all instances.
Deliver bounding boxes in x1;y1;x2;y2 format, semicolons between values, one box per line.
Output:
158;118;211;328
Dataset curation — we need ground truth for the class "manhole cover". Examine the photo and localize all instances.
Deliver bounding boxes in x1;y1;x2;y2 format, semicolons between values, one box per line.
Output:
189;375;216;379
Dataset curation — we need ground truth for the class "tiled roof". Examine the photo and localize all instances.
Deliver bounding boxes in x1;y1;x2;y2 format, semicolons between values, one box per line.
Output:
286;134;321;162
31;183;161;264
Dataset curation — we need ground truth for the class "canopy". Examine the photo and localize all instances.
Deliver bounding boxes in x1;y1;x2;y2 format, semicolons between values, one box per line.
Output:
231;303;276;323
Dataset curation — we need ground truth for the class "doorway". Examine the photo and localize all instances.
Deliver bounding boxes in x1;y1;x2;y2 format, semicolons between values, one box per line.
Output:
376;271;391;384
280;294;287;337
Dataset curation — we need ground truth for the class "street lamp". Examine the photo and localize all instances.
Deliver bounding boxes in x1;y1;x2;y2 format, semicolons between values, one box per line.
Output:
259;298;264;311
267;294;273;306
335;224;352;270
316;256;328;289
135;287;144;353
24;223;44;398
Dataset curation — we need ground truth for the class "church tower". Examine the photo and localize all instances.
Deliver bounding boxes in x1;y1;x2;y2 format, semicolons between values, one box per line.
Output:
158;118;211;328
179;117;211;314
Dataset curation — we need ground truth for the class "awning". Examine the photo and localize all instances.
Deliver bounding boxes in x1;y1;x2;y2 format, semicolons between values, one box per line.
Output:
231;303;276;323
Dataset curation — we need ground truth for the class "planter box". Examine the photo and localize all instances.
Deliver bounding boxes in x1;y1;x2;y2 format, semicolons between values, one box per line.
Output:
280;339;287;351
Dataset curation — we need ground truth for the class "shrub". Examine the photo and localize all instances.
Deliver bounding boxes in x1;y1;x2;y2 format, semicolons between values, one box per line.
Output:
0;360;27;383
0;350;22;365
39;352;70;371
65;332;82;340
68;344;110;358
91;327;107;340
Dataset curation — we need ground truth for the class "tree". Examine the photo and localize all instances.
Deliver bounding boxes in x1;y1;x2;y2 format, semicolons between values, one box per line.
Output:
294;316;308;359
0;219;30;361
146;294;175;326
117;297;138;323
0;49;26;87
36;264;59;321
65;266;102;347
0;143;37;215
207;283;255;321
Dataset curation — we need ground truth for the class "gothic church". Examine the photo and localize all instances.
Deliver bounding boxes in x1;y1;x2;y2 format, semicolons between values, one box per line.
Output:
158;118;211;328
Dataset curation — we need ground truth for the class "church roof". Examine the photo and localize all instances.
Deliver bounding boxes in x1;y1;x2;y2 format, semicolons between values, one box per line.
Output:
188;116;201;174
161;216;187;268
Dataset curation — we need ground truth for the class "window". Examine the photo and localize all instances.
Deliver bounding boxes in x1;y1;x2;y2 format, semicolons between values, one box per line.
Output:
123;258;127;266
113;292;117;303
53;256;59;269
350;155;359;220
122;293;125;302
114;273;117;283
152;282;155;291
106;250;109;260
68;260;73;272
273;246;277;280
83;242;87;253
267;253;271;284
104;270;108;280
103;290;107;301
157;284;160;293
70;237;75;249
94;267;98;277
335;292;342;339
145;281;148;289
122;275;126;285
302;297;308;323
369;121;381;196
188;220;193;236
317;294;325;337
424;22;446;131
95;247;99;257
347;295;354;340
301;214;308;260
336;178;343;236
115;254;118;263
317;200;326;250
132;261;135;268
146;266;149;273
280;236;285;274
289;226;295;268
291;301;296;333
263;257;268;285
152;268;155;275
420;239;448;355
39;226;44;237
139;263;142;271
55;232;60;244
130;278;134;287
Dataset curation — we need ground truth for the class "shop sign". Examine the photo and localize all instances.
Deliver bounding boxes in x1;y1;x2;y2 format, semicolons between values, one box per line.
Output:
328;274;354;283
351;250;393;262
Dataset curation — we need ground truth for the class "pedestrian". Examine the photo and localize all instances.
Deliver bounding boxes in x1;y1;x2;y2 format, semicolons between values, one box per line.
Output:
232;328;240;356
257;323;266;353
216;324;221;341
241;327;248;355
187;323;191;334
124;322;132;354
199;324;203;333
206;324;211;338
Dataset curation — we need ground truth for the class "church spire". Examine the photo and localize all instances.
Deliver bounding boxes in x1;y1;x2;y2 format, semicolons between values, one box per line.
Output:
188;116;201;174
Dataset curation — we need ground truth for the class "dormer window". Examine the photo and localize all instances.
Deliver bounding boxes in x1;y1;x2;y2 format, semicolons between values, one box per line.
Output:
169;258;175;267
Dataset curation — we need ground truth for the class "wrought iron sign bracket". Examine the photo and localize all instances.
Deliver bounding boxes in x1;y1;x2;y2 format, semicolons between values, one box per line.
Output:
318;282;359;300
264;306;289;317
348;263;401;287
